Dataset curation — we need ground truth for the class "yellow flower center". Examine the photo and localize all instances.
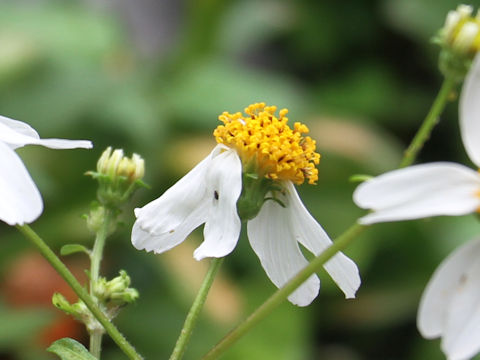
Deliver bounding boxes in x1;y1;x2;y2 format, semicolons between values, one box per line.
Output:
213;102;320;185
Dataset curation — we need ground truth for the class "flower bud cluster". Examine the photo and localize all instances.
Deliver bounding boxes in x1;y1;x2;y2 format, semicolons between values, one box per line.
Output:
93;270;139;306
436;5;480;80
87;147;145;208
52;270;139;332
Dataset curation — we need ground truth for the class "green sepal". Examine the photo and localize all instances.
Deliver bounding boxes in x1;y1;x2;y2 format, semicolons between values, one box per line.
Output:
263;196;286;208
47;338;97;360
349;174;373;183
438;48;472;83
237;174;273;221
60;244;91;257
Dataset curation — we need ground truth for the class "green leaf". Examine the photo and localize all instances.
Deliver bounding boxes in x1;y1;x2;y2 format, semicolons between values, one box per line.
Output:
47;338;96;360
60;244;90;257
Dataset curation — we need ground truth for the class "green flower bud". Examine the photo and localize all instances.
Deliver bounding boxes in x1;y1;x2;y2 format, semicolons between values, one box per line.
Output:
52;293;74;314
92;270;139;307
87;147;146;208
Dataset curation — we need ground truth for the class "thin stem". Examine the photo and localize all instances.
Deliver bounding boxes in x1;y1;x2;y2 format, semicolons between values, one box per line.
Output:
89;207;112;358
170;257;224;360
90;210;110;289
201;77;460;359
16;224;143;360
399;77;457;168
202;223;365;360
90;330;103;359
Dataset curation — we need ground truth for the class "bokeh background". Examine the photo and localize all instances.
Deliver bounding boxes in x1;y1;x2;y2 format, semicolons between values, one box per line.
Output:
1;0;479;359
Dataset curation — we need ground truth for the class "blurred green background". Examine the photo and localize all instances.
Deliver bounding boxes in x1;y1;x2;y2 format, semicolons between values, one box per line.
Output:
1;0;479;359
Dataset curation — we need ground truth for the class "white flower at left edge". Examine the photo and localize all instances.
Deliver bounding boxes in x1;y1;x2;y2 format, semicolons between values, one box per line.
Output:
132;145;360;307
418;237;480;360
0;115;92;225
353;55;480;225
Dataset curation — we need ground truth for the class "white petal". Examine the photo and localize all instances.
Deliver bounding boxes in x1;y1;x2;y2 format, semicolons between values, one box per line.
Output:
194;148;242;260
353;162;480;224
417;238;480;340
0;122;92;150
247;193;320;307
460;54;480;167
440;240;480;360
0;115;40;139
284;182;361;299
132;146;215;253
0;142;43;225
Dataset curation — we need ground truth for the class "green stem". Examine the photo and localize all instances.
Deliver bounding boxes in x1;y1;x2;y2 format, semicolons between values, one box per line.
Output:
169;257;224;360
399;77;457;168
89;331;103;359
201;77;459;359
89;207;112;358
16;224;143;360
202;223;365;360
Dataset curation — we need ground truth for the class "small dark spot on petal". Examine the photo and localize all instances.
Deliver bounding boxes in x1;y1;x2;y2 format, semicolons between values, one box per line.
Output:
214;190;219;200
169;229;175;234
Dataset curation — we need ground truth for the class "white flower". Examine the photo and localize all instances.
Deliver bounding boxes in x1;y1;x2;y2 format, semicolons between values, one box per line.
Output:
0;115;92;225
418;237;480;360
132;145;360;306
132;103;360;306
353;55;480;225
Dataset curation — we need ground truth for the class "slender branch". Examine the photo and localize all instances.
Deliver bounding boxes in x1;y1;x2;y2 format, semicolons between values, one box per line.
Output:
201;77;459;359
170;257;224;360
399;77;457;168
16;224;143;360
89;207;112;358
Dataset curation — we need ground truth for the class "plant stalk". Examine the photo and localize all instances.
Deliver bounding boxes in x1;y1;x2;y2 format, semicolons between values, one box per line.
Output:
169;257;224;360
16;224;143;360
89;207;112;358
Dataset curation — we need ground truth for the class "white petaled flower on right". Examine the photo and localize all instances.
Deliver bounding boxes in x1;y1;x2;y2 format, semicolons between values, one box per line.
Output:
418;237;480;360
0;115;92;225
353;53;480;225
352;6;480;359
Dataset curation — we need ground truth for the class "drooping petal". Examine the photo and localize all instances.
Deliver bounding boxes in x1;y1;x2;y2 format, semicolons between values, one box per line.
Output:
460;54;480;167
0;115;40;139
285;182;361;299
0;122;92;150
417;238;480;340
440;240;480;360
353;162;480;224
247;193;320;307
132;146;216;253
194;147;242;260
0;142;43;225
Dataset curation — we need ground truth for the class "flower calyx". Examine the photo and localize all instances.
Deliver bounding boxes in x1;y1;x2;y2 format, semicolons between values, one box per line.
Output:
85;204;117;235
236;169;286;221
86;147;146;208
53;270;138;332
436;4;480;81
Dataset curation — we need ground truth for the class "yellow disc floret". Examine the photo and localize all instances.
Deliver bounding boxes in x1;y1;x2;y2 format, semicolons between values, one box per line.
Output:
214;102;320;185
